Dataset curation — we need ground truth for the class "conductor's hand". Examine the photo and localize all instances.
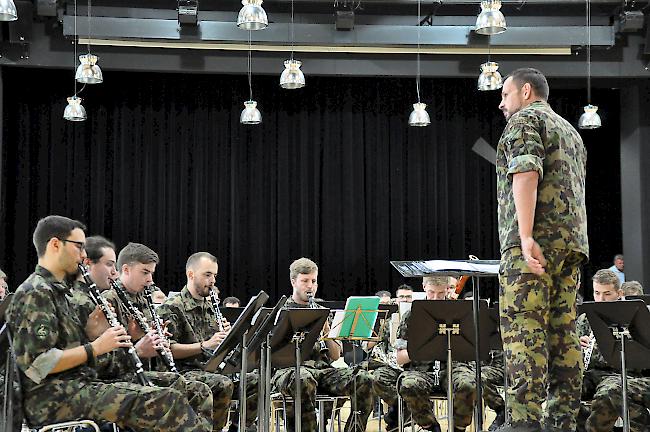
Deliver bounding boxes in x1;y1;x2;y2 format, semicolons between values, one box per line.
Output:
203;331;228;350
92;325;132;356
135;330;164;358
521;237;547;275
85;305;111;341
579;335;591;348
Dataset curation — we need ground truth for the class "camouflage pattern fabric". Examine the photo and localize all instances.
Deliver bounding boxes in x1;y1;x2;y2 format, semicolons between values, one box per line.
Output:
270;298;373;432
469;350;506;413
496;100;588;257
499;247;584;431
157;286;258;427
271;364;373;432
371;364;401;405
585;375;650;432
395;309;477;429
6;265;211;432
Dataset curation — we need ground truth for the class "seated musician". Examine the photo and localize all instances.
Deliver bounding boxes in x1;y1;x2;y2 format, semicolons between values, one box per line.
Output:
6;215;212;431
270;257;374;432
578;269;650;432
370;283;412;431
102;244;233;431
394;275;478;432
157;252;260;432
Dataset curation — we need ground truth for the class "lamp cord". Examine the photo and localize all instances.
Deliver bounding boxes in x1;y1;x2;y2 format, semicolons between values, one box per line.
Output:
248;30;253;101
87;0;92;53
416;0;421;103
587;0;592;103
73;0;78;96
290;0;295;60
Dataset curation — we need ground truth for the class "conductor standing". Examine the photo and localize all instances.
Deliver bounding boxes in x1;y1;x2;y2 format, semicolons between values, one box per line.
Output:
495;68;589;432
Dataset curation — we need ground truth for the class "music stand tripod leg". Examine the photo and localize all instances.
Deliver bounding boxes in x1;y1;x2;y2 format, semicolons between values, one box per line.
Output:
472;276;486;431
292;332;304;432
447;329;455;432
240;339;249;431
264;334;273;432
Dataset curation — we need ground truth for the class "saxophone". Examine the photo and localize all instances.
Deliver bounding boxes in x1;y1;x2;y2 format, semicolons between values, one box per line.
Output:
583;331;596;370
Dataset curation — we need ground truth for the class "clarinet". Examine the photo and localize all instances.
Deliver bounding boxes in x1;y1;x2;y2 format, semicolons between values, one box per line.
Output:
208;287;225;332
110;279;178;373
142;284;179;373
307;294;329;353
77;264;152;386
583;331;596;370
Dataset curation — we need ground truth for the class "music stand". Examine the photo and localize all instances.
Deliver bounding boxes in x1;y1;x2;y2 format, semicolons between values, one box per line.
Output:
581;300;650;432
203;290;268;431
625;295;650;305
240;296;288;432
406;299;490;432
391;258;498;431
270;308;330;432
220;306;244;324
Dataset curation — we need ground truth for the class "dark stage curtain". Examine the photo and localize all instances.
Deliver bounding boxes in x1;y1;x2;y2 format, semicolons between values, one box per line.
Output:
0;67;621;302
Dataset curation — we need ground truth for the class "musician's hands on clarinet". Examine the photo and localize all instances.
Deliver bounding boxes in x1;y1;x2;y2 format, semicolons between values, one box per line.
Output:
92;325;133;356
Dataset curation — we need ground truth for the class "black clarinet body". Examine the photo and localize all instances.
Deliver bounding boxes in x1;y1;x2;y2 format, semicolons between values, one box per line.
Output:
208;287;225;332
110;279;178;373
77;264;152;386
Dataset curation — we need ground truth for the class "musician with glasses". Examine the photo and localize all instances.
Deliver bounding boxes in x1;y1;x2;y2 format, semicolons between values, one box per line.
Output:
157;252;259;432
577;269;650;432
6;215;212;431
271;257;374;432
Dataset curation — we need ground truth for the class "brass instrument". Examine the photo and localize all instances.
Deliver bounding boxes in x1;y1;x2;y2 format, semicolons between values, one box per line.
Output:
306;293;329;353
208;286;225;332
78;264;152;386
110;279;178;373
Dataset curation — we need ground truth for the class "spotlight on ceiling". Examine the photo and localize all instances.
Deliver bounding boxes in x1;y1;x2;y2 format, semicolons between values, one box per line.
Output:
178;0;199;26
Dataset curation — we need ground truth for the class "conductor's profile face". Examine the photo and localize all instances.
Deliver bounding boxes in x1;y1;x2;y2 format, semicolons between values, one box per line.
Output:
291;271;318;303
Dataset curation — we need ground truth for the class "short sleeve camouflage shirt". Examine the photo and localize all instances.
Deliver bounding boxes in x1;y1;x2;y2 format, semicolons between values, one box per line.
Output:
496;101;589;257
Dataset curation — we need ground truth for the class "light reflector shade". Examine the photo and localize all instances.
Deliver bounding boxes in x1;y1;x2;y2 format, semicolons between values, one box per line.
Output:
64;96;87;122
240;100;262;124
477;61;503;91
237;0;268;30
578;104;602;129
0;0;17;21
408;102;431;127
475;0;506;35
75;54;104;84
280;59;305;89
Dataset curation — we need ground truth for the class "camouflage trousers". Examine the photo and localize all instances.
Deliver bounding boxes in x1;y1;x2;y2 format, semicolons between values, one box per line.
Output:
23;377;212;432
585;374;650;432
271;365;373;432
467;361;506;413
399;362;476;429
372;365;401;405
499;247;584;431
182;369;234;430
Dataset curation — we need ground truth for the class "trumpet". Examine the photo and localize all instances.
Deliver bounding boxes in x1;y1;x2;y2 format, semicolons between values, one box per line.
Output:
306;293;329;353
208;286;225;332
78;264;152;386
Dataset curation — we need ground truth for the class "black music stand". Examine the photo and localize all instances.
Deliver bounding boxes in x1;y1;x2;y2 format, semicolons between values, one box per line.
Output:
270;308;330;432
391;258;499;432
203;290;268;430
625;295;650;305
407;299;490;432
581;300;650;432
241;296;288;432
221;306;244;324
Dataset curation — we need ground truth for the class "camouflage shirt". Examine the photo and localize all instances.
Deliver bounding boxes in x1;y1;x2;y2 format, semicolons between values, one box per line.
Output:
156;286;222;372
496;101;589;256
283;297;333;369
6;265;98;392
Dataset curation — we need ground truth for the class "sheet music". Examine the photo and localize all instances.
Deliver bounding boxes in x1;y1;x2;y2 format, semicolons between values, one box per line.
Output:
422;260;499;274
390;259;499;277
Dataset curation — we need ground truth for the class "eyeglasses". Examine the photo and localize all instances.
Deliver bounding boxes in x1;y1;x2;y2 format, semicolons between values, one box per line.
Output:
59;238;86;251
397;294;413;299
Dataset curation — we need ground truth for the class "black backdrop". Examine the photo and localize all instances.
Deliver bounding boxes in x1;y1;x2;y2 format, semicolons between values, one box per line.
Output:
0;67;621;302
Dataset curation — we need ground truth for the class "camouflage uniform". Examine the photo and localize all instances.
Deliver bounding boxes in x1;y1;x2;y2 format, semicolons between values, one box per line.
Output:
68;281;215;428
576;314;650;432
270;298;374;432
6;265;211;432
396;309;477;430
157;286;259;429
103;282;236;431
497;100;588;431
